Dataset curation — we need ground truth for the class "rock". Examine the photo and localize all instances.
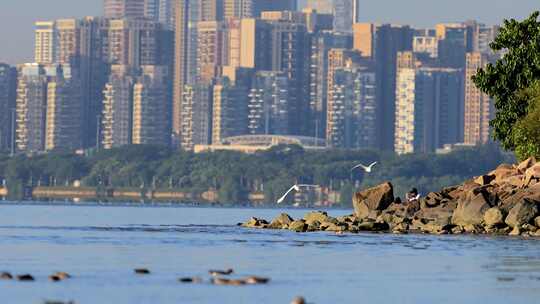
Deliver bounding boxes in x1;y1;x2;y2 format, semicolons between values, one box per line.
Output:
323;222;347;232
451;226;464;234
288;220;307;232
484;207;505;227
16;274;34;281
475;175;495;186
524;163;540;187
392;222;409;234
353;182;394;218
242;217;269;228
0;272;13;280
134;268;150;275
211;277;245;286
490;164;520;185
244;276;270;284
452;190;491;226
307;220;321;231
356;221;389;232
522;224;537;232
415;206;453;227
209;268;233;276
517;157;537;173
535;216;540;228
269;213;293;229
304;211;329;224
463;224;482;234
505;199;539;228
421;192;446;208
509;226;521;236
178;277;203;283
291;297;306;304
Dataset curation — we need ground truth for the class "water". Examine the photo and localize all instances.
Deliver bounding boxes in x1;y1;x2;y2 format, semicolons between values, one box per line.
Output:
0;204;539;304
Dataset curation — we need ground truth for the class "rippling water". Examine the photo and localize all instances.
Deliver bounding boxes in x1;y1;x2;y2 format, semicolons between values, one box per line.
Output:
0;204;539;304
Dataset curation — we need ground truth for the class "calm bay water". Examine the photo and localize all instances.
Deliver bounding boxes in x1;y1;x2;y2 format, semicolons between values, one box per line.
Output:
0;204;539;304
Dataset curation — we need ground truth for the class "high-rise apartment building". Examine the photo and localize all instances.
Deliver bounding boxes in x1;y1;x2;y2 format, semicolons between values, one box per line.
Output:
101;65;136;149
196;21;228;83
212;77;249;144
104;0;146;19
307;0;359;32
132;66;170;146
395;52;464;154
247;71;290;135
223;0;297;19
45;65;82;151
266;20;309;135
436;23;468;69
15;64;49;152
464;52;494;146
173;0;190;146
0;64;17;152
353;23;414;150
181;82;213;149
16;64;83;152
327;63;376;149
34;22;56;64
308;31;352;139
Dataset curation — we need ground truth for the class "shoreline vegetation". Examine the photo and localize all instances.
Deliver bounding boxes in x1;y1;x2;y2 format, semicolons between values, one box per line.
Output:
0;144;513;205
242;157;540;237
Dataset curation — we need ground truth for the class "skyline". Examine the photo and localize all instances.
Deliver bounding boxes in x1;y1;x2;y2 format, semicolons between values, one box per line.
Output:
0;0;538;64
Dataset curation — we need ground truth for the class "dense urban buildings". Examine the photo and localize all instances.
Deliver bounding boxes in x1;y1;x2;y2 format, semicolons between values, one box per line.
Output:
4;0;502;155
0;64;17;152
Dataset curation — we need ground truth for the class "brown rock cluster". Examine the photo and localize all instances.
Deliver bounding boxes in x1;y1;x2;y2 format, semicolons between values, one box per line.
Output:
243;158;540;237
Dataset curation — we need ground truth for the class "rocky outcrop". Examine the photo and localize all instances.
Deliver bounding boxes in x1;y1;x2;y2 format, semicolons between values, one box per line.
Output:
353;182;394;219
241;158;540;237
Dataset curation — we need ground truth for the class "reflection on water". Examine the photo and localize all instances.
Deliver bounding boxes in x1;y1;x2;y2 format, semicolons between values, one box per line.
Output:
0;204;539;304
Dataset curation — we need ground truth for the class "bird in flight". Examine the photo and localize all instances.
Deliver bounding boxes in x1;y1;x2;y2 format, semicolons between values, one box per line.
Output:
351;162;378;173
277;184;318;204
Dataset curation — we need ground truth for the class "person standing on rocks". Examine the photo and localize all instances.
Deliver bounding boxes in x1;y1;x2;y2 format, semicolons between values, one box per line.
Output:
406;188;420;204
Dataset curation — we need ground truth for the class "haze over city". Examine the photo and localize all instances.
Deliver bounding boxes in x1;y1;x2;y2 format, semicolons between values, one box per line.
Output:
0;0;538;64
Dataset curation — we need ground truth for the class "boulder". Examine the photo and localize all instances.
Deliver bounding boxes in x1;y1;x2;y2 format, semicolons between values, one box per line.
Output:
288;220;307;232
452;190;491;226
483;207;505;227
524;163;540;187
269;213;293;229
304;211;329;224
505;199;539;228
517;157;536;173
415;206;454;227
535;216;540;228
421;192;446;208
353;182;394;218
323;222;347;232
475;175;495;186
489;164;520;185
271;213;293;226
243;217;269;228
356;221;389;232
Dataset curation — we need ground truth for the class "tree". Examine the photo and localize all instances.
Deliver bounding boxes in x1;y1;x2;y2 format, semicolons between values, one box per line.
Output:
511;83;540;160
473;11;540;151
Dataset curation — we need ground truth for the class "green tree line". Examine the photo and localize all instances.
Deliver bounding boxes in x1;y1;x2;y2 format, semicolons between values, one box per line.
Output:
0;144;513;205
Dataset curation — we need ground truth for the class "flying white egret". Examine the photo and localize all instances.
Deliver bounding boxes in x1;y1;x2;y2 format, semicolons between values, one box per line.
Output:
351;161;378;173
277;184;318;204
